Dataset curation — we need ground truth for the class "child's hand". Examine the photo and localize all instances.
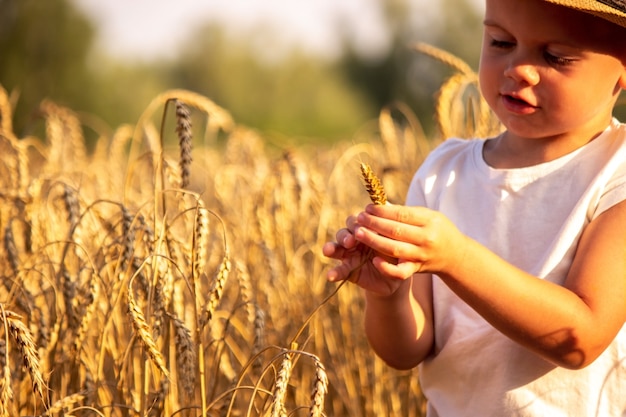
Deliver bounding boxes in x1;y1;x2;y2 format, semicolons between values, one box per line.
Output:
352;204;466;279
322;213;408;297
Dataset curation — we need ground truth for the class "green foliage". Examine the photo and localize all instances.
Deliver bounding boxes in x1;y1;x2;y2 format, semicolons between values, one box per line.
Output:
0;0;96;135
0;0;486;144
165;24;377;143
336;0;483;136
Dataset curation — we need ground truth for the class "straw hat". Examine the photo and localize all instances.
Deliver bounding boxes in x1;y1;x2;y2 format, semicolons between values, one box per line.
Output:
544;0;626;28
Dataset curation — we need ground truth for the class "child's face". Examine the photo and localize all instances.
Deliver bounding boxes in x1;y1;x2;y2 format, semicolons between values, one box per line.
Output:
479;0;626;141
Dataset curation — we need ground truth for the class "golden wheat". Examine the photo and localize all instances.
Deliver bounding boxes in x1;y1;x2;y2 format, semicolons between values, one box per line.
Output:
0;61;493;414
269;350;294;417
0;86;13;136
169;313;196;397
40;99;87;172
1;309;47;406
413;42;474;75
126;280;170;379
201;251;232;329
308;356;328;417
192;201;209;283
415;42;502;140
0;370;12;417
360;162;387;205
174;99;193;189
42;391;86;416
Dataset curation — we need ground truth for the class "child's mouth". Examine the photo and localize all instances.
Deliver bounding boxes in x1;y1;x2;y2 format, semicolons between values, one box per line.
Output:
502;94;537;114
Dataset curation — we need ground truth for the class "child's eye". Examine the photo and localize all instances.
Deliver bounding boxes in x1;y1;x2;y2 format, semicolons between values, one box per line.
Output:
544;52;574;66
490;39;514;49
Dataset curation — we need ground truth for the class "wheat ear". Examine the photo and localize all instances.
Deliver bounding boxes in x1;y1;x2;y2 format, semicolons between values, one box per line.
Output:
269;351;294;417
360;163;387;205
168;313;196;397
434;71;479;138
175;99;193;189
42;392;86;416
0;370;12;417
0;338;12;417
308;356;328;417
3;220;19;276
201;251;231;329
412;42;474;75
1;310;48;406
126;280;170;379
192;202;209;282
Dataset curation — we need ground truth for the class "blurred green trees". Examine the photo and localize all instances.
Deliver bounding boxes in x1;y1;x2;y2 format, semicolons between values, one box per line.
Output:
0;0;96;135
165;24;376;144
0;0;486;145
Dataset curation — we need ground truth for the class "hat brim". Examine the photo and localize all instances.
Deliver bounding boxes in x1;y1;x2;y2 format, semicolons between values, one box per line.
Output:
544;0;626;28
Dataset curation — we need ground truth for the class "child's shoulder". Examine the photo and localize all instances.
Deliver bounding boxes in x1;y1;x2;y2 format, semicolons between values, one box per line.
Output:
420;137;486;170
611;119;626;138
431;137;484;153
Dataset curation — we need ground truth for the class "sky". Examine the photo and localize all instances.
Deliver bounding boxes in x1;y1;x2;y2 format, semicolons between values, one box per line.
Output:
70;0;460;62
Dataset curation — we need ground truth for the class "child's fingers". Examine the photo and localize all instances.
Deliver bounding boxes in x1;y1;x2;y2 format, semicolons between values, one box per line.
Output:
337;227;357;248
326;260;359;282
365;203;430;227
322;241;344;259
372;256;421;280
355;223;419;260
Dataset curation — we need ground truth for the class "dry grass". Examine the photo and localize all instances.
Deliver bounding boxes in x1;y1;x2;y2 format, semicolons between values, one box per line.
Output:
0;46;495;416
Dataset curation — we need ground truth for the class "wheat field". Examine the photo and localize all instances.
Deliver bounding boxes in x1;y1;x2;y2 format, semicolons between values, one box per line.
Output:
0;45;498;417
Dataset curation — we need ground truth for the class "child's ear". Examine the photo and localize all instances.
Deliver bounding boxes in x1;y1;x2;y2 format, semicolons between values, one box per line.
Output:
620;63;626;90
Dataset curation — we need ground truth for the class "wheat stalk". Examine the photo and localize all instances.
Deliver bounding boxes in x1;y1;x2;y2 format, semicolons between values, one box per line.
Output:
131;88;234;169
0;309;48;406
378;106;401;168
74;270;99;354
120;206;135;272
3;220;19;276
435;71;480;139
308;356;328;417
192;202;209;282
412;42;474;75
127;279;170;379
0;337;12;417
0;86;13;135
269;351;294;417
62;270;79;331
147;378;169;417
42;391;86;416
40;99;87;171
175;99;193;189
252;306;266;377
169;313;196;397
0;370;12;417
61;183;80;228
150;255;168;340
360;163;387;205
201;251;231;329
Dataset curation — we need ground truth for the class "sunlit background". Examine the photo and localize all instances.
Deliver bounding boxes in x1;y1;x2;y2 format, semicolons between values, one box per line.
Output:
2;0;486;146
2;3;626;416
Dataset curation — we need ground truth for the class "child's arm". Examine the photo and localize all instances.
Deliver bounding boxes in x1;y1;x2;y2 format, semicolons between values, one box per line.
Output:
353;201;626;369
362;273;434;369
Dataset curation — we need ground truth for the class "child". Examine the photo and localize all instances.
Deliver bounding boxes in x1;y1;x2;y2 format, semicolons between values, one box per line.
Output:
323;0;626;415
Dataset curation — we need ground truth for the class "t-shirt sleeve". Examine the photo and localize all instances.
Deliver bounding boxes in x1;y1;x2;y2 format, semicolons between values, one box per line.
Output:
595;170;626;218
405;138;472;207
593;123;626;218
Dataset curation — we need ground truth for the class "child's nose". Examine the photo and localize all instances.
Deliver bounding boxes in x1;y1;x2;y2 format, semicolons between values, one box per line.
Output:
503;60;540;86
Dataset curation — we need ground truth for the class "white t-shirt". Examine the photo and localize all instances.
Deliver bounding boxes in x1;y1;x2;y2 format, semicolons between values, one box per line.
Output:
407;120;626;417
